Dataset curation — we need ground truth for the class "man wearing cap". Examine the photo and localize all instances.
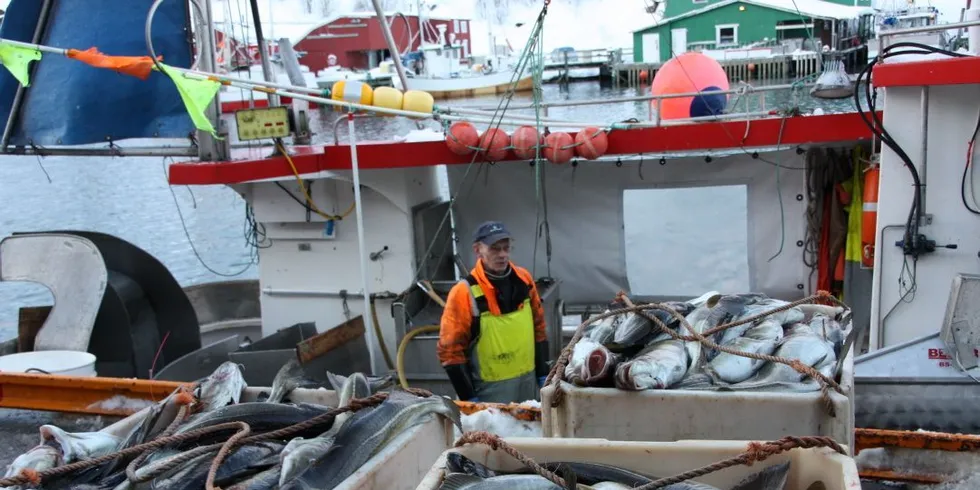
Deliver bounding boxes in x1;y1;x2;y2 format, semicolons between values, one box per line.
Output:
436;221;549;403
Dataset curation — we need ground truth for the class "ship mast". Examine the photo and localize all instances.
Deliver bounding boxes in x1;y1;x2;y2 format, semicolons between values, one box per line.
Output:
371;0;411;90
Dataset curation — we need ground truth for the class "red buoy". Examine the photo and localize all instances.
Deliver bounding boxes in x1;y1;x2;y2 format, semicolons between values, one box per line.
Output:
479;128;511;162
574;127;608;160
511;125;541;160
544;132;574;164
446;122;479;156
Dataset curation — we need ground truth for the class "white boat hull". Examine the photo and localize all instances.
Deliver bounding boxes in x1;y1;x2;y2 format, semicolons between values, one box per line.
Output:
392;69;534;99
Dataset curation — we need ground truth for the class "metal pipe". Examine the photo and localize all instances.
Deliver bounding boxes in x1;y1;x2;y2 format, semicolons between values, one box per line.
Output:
919;87;929;218
248;0;280;107
879;19;980;37
1;145;199;157
348;112;380;376
261;287;398;299
872;224;909;351
1;0;53;151
334;114;381;144
371;0;411;91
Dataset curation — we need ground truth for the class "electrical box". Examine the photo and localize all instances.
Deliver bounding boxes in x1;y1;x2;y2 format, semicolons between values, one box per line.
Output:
940;273;980;370
235;106;290;141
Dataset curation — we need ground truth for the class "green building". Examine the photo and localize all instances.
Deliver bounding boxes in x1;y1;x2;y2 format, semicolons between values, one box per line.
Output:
632;0;874;63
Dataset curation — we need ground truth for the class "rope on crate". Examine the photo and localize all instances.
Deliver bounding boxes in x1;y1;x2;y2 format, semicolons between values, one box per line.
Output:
453;431;846;490
0;388;435;489
454;431;567;487
544;291;850;410
636;436;847;490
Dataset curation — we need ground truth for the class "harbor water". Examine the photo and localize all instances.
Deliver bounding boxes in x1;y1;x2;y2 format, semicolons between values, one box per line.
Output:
0;80;860;340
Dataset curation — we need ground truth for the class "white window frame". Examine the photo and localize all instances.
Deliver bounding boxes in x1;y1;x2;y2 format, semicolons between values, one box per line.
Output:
715;23;739;46
460;20;468;33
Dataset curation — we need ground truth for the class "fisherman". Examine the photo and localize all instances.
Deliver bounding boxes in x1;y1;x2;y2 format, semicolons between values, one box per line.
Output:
437;221;549;404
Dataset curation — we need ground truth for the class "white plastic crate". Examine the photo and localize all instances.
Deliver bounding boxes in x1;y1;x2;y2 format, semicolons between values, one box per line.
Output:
416;437;860;490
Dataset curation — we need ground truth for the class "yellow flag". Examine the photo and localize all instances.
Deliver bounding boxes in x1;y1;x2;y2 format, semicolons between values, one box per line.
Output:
158;63;221;139
0;41;42;87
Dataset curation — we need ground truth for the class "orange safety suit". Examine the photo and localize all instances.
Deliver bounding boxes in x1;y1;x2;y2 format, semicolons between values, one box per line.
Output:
437;259;548;403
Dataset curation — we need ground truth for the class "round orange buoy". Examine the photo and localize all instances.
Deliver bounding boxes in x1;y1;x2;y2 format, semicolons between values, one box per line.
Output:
446;122;479;156
511;125;541;160
861;166;880;268
748;63;756;72
544;132;574;164
651;52;730;120
479;128;511;162
574;127;608;160
639;70;649;83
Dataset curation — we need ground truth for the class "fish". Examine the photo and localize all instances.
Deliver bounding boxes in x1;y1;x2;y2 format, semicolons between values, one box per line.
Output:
148;442;283;490
228;464;283;490
564;339;602;387
446;453;657;487
579;343;618;387
281;390;462;489
610;311;656;350
325;370;395;395
797;304;845;321
705;318;784;384
172;402;334;447
732;299;805;328
731;461;791;490
439;472;722;490
2;444;61;482
37;425;121;464
584;312;619;345
194;361;248;412
614;339;689;390
265;358;307;403
722;325;837;392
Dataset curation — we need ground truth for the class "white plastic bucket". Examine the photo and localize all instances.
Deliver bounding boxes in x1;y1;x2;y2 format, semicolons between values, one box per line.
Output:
0;351;97;377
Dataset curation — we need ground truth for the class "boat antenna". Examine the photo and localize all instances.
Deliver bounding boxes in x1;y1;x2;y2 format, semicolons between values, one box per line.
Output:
371;0;411;93
248;0;281;109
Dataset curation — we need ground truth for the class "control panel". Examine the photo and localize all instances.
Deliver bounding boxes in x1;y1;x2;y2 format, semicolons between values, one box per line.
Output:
235;106;291;141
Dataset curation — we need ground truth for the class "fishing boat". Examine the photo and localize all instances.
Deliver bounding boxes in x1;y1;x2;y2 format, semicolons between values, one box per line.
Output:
2;0;980;486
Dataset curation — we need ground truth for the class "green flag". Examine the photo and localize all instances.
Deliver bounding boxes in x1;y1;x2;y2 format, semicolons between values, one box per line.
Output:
0;42;42;87
159;63;221;138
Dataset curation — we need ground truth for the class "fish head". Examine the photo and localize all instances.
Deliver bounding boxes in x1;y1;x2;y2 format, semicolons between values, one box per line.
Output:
38;426;120;463
446;452;499;479
580;345;615;385
615;360;671;390
195;361;247;411
4;445;61;479
325;371;348;392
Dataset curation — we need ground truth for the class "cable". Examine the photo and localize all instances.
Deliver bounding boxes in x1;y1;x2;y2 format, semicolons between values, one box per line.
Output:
961;108;980;215
275;139;355;221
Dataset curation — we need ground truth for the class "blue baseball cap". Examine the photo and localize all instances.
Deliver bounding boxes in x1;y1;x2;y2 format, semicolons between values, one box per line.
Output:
472;221;511;245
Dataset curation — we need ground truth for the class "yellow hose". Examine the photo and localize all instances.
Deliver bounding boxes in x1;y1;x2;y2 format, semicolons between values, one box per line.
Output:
397;324;441;389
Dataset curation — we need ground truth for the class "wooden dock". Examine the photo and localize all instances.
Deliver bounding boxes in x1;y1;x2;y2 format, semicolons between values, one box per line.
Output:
611;46;868;88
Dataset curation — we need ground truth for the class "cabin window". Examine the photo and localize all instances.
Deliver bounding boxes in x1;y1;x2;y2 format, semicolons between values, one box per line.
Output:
460;21;468;33
454;20;461;32
622;185;750;297
715;24;738;46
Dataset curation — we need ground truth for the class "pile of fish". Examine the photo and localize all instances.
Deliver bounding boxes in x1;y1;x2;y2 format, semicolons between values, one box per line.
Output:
564;291;849;392
2;360;461;490
438;451;791;490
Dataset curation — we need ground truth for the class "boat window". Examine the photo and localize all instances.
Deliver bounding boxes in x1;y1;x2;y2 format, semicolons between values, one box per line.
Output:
622;185;750;297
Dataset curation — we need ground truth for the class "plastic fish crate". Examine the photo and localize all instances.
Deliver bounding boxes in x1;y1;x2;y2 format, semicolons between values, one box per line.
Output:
415;437;860;490
540;349;856;453
245;388;457;490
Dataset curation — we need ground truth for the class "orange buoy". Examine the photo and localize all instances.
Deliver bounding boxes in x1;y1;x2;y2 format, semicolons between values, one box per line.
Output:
446;122;479;156
639;70;649;83
574;127;608;160
650;52;730;120
544;132;574;164
511;125;541;160
479;128;511;162
861;166;880;268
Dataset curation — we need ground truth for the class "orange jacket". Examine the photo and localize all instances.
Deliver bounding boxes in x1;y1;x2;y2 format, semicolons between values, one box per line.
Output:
437;260;546;366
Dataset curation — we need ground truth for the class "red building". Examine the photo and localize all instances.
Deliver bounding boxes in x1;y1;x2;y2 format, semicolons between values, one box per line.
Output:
292;13;473;73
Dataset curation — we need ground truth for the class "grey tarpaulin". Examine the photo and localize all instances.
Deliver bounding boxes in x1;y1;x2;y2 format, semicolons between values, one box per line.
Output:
446;149;813;303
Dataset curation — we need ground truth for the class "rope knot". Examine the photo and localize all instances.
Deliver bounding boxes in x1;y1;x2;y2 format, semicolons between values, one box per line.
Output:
816;290;831;298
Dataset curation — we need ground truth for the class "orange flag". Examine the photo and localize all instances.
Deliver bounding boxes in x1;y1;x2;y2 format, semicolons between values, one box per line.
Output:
66;47;160;80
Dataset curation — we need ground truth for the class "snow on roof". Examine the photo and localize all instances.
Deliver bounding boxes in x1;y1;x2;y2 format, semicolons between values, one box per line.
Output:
633;0;872;31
